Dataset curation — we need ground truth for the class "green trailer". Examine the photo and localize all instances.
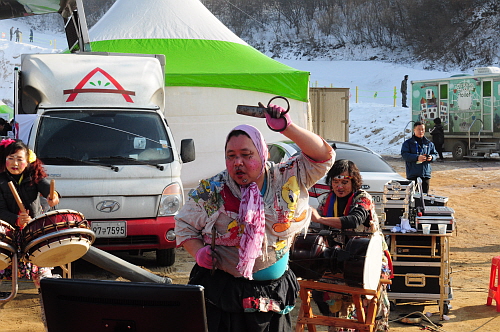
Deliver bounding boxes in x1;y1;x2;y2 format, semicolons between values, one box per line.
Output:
411;67;500;160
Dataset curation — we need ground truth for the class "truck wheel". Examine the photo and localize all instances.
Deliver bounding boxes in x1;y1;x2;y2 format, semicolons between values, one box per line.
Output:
452;141;467;160
156;248;175;266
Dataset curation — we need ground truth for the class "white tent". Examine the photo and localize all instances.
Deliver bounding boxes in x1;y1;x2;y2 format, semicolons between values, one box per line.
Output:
89;0;311;190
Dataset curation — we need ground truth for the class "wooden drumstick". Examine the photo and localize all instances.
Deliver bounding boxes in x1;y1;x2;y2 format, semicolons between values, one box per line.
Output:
49;179;55;200
8;181;27;214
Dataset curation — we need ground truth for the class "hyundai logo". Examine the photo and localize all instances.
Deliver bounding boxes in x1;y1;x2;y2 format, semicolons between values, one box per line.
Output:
96;200;120;213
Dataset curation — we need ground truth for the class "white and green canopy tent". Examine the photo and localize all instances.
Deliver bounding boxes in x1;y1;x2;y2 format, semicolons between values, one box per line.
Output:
0;101;13;120
88;0;311;190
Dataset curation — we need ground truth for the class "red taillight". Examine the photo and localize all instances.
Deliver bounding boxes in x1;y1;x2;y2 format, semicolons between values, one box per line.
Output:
308;184;330;198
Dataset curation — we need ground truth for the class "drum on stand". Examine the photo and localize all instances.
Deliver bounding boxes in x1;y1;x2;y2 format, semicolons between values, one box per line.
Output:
290;232;383;295
22;209;95;267
289;233;330;280
0;220;16;270
343;232;383;295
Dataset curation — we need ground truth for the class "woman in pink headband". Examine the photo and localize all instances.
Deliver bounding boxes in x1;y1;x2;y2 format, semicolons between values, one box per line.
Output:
175;104;334;332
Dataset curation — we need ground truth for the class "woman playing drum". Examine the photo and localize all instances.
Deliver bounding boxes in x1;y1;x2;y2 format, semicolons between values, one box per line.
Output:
310;159;391;332
0;139;59;286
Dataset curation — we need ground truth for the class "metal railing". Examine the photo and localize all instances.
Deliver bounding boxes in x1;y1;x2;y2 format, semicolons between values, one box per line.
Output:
403;120;415;144
467;118;484;150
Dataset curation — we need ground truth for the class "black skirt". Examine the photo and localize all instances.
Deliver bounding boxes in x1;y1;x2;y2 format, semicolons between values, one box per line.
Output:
189;264;299;332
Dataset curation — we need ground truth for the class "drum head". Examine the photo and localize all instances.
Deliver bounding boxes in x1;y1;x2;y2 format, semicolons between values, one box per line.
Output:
363;232;383;296
26;237;92;267
343;233;383;296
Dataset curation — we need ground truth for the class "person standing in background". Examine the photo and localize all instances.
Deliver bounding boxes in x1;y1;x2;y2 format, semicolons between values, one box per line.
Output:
14;28;20;42
429;117;445;162
401;75;408;107
9;27;14;41
29;28;33;42
401;121;438;193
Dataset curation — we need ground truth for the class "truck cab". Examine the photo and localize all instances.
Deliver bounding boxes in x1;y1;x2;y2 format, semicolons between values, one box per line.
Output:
18;53;195;266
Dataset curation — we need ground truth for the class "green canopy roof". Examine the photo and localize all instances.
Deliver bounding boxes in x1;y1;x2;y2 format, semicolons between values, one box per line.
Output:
90;38;310;102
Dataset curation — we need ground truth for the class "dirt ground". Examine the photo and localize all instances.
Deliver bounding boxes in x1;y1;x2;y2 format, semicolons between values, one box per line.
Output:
1;155;499;332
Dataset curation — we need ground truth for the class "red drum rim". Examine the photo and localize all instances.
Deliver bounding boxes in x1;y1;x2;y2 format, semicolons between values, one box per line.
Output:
22;220;91;245
30;209;85;223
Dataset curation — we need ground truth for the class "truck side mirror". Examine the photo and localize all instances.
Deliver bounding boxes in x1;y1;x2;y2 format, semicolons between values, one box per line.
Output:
180;139;195;163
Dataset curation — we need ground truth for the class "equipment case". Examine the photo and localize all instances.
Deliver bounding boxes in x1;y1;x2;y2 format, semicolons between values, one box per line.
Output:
388;234;442;262
413;194;448;208
390;261;444;295
384;180;415;200
382;207;410;229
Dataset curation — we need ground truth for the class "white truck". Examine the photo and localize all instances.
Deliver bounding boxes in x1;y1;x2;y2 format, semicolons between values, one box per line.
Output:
16;52;195;266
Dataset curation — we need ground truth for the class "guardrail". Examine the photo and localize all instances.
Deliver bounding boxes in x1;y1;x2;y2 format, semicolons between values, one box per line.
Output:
310;82;399;107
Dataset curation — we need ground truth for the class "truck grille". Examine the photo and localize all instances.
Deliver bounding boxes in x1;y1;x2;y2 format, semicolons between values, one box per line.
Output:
93;235;159;246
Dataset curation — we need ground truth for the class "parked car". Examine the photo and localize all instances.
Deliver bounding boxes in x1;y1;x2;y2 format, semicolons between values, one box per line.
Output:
267;140;406;217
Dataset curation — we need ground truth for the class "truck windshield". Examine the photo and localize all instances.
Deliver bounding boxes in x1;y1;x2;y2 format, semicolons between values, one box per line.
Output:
35;110;173;165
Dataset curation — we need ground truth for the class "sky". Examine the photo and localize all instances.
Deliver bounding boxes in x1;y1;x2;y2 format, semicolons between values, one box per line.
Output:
0;15;473;157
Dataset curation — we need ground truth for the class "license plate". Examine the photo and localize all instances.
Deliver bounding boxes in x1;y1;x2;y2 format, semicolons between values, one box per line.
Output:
91;221;127;238
371;194;383;204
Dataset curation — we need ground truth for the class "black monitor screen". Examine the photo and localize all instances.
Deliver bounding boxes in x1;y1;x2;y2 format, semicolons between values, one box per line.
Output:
40;278;207;332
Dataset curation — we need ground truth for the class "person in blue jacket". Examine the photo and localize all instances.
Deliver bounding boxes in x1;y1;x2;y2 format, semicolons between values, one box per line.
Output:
401;121;438;193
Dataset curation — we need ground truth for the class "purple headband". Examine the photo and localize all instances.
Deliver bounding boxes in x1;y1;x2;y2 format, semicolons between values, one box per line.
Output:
227;124;268;178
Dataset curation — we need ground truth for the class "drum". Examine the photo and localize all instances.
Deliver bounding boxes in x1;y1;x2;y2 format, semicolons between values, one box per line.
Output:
343;232;383;293
0;220;16;270
289;233;330;280
22;209;95;267
290;232;383;294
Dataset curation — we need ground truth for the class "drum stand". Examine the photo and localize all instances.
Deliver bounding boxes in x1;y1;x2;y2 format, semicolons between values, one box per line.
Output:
295;277;391;332
58;263;72;278
0;256;71;304
0;252;18;304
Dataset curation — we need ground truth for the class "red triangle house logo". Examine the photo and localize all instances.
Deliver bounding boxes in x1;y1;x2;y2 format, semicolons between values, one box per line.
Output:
63;67;135;102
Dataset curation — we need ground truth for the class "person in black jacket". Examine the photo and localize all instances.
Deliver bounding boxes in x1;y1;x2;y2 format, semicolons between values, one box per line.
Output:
0;139;60;286
400;75;408;107
430;117;445;162
401;121;438;193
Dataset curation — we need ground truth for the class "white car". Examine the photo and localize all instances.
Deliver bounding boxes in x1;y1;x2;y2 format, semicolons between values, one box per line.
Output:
267;140;406;217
